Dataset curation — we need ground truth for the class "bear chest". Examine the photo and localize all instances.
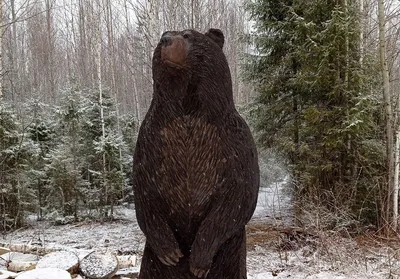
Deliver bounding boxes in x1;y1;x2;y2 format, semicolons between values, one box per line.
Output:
158;116;223;216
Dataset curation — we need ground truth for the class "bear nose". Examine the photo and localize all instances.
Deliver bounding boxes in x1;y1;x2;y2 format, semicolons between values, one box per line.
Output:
160;35;172;46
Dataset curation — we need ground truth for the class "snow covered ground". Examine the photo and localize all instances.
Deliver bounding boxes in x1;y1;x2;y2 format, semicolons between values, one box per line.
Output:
253;177;293;223
3;182;400;278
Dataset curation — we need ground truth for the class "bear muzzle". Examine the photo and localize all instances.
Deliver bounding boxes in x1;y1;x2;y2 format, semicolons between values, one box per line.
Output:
160;34;188;68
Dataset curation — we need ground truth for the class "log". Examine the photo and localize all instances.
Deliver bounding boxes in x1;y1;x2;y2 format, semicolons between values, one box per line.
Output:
36;251;79;273
16;268;71;279
80;252;118;279
0;242;57;256
0;269;18;279
113;267;139;278
0;248;10;256
1;252;37;273
115;255;136;269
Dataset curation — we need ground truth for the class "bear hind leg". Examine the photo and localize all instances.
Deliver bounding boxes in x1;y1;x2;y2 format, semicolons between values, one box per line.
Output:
206;227;247;279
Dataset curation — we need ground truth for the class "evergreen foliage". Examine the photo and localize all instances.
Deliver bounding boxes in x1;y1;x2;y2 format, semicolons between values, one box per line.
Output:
0;84;135;231
0;104;36;230
25;99;56;220
245;0;385;226
80;88;132;217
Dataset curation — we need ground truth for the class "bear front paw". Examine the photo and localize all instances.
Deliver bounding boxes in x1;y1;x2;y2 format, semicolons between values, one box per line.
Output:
157;248;183;266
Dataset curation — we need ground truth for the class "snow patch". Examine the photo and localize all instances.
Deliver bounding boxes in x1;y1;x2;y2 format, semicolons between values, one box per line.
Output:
36;251;78;272
16;268;71;279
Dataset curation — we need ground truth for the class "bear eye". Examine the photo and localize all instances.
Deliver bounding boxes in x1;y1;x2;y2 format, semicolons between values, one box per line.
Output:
183;33;190;39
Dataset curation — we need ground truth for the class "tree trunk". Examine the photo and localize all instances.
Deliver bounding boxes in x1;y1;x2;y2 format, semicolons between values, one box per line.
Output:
359;0;364;66
0;0;3;102
378;0;394;232
10;0;17;103
394;129;400;230
106;0;123;207
45;0;55;103
95;0;107;215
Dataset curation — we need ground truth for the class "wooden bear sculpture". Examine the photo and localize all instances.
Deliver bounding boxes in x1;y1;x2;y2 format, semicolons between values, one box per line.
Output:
132;28;260;279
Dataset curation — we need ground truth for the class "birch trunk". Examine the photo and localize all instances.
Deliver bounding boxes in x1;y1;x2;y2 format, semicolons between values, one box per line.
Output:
106;0;122;212
95;1;107;214
45;0;55;102
124;0;141;125
133;79;141;128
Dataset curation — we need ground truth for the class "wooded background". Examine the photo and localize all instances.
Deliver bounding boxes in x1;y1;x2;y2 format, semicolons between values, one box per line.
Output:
1;0;400;235
246;0;400;234
0;0;251;231
0;0;251;116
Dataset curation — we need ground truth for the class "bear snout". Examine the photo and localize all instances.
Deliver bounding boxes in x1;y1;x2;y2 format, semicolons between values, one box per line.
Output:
160;35;188;68
160;34;172;47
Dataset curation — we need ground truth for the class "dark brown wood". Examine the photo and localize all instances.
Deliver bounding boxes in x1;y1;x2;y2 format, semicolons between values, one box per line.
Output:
132;29;259;279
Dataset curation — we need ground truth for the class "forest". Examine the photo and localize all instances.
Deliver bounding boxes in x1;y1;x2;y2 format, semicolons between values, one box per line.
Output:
0;0;249;232
1;0;400;237
245;0;400;235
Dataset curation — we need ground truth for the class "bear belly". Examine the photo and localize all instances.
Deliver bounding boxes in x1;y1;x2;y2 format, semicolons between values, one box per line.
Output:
159;116;221;228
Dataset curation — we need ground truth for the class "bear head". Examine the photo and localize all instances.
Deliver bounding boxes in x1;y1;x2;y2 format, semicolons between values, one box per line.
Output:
151;28;233;110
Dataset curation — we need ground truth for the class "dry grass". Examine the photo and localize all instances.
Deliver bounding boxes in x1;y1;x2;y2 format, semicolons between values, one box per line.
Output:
246;222;280;249
246;218;400;278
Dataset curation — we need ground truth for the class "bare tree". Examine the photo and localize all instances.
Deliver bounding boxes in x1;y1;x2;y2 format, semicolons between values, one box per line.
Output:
0;0;249;112
130;0;248;109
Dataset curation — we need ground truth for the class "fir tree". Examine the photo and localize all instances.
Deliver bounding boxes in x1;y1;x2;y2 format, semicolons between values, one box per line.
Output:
246;0;384;225
25;98;55;220
81;88;132;217
0;103;36;230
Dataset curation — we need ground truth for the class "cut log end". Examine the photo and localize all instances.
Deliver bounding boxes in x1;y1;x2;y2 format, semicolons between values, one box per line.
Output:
80;252;118;279
36;251;79;273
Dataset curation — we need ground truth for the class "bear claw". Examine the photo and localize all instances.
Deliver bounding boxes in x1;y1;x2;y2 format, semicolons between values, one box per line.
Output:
158;249;183;266
190;266;210;278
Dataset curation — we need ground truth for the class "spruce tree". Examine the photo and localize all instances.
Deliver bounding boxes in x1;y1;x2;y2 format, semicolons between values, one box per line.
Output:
81;88;131;217
0;103;36;230
25;99;55;220
46;85;89;217
246;0;384;225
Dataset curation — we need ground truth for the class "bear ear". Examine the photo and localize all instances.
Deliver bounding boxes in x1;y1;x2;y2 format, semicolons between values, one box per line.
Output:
205;28;224;49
